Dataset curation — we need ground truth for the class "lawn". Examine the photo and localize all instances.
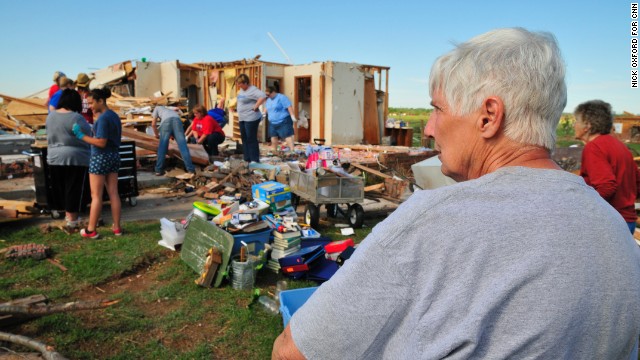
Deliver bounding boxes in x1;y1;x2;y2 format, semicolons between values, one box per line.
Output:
0;216;377;359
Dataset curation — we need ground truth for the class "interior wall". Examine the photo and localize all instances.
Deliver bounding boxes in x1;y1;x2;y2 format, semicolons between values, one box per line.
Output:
134;62;162;97
284;63;322;141
328;62;364;145
160;61;180;98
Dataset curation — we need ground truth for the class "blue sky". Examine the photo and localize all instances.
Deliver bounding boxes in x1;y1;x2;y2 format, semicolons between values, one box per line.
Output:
0;1;637;114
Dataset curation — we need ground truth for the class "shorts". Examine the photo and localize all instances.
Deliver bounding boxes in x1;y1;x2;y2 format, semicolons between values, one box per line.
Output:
269;116;295;139
89;152;120;175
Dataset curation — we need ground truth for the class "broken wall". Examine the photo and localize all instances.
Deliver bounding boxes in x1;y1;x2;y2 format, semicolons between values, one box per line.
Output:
283;63;323;142
135;61;180;98
327;62;365;145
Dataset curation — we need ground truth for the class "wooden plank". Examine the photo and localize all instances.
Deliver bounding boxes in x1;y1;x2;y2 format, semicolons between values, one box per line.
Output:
350;163;391;179
364;183;385;192
320;63;325;140
331;144;405;153
5;101;48;116
0;114;34;134
121;128;209;165
0;94;47;108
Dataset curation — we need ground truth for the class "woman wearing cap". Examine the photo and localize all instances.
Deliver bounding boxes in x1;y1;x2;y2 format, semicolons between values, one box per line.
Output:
185;105;225;161
72;88;123;239
75;73;94;124
265;86;297;153
46;71;65;109
235;74;266;163
46;89;91;229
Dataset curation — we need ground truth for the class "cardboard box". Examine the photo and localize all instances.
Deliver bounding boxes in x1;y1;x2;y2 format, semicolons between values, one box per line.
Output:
252;181;291;204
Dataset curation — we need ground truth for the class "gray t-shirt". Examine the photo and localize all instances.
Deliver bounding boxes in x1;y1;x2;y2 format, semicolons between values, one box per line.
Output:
291;167;640;359
152;106;180;124
237;85;265;122
46;111;91;166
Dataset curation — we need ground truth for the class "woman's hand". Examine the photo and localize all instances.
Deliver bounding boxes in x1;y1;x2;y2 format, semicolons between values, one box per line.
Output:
72;123;85;140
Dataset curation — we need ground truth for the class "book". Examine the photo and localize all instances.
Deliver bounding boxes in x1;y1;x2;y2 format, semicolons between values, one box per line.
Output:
273;238;301;249
271;245;302;260
273;230;302;240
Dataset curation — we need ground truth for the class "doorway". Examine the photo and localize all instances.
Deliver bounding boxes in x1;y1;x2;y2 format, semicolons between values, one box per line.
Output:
294;76;312;143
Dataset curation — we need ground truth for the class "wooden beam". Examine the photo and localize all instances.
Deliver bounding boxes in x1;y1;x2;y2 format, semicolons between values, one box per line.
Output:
0;94;47;109
350;163;391;179
121;128;209;165
384;69;389;121
330;144;405;153
0;114;34;134
364;183;385;192
320;63;325;140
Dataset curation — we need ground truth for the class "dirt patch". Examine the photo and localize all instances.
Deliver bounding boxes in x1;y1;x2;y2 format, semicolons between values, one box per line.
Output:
64;251;229;356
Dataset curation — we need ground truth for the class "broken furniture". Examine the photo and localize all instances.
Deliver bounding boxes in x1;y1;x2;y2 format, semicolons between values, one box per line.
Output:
181;216;233;288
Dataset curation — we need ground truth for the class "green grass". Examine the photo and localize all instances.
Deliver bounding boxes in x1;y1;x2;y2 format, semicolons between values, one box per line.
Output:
0;216;376;359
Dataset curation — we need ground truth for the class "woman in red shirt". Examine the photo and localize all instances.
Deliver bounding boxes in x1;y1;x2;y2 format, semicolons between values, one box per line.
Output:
185;105;225;161
574;99;640;234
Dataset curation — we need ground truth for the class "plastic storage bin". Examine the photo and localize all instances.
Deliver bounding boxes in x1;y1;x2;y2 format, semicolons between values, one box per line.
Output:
232;228;272;256
279;287;318;327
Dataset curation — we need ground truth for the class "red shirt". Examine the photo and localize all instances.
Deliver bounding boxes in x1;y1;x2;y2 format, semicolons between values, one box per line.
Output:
192;115;224;138
580;134;640;222
47;84;59;106
79;91;94;124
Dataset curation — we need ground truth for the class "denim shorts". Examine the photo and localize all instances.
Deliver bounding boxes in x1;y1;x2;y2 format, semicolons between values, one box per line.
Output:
269;116;295;139
89;152;120;175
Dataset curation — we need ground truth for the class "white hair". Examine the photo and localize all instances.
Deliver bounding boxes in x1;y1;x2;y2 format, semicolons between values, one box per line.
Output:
429;28;567;151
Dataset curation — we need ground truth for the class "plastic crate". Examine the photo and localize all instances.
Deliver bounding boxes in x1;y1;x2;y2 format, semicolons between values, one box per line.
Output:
232;228;272;256
279;287;318;327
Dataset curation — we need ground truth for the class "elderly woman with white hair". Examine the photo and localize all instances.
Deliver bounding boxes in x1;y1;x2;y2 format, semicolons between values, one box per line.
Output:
272;28;640;360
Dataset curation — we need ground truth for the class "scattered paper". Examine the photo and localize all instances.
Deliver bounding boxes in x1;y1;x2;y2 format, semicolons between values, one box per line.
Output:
340;228;355;236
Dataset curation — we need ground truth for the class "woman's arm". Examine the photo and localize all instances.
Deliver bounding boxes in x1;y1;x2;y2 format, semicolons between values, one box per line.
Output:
72;122;107;148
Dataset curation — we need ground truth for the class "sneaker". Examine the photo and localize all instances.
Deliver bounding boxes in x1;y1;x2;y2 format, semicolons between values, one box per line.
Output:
80;228;100;239
154;172;164;176
113;227;124;236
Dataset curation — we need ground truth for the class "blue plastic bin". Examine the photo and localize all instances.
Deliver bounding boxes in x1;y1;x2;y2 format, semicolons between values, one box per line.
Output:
279;287;318;327
232;228;272;256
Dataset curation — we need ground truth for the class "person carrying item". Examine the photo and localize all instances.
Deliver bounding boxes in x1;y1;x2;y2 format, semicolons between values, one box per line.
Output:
265;86;297;153
235;73;266;163
72;88;123;239
151;105;195;175
272;28;640;359
185;105;225;161
46;89;91;229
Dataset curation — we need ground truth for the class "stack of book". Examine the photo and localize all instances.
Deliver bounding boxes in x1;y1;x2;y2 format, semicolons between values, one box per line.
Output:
266;229;302;273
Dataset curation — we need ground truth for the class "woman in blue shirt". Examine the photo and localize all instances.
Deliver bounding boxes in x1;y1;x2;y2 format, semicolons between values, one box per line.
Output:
72;87;123;238
265;86;297;153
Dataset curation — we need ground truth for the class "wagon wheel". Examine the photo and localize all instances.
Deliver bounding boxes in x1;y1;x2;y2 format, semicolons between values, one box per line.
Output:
305;204;320;229
347;204;365;229
326;204;338;218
